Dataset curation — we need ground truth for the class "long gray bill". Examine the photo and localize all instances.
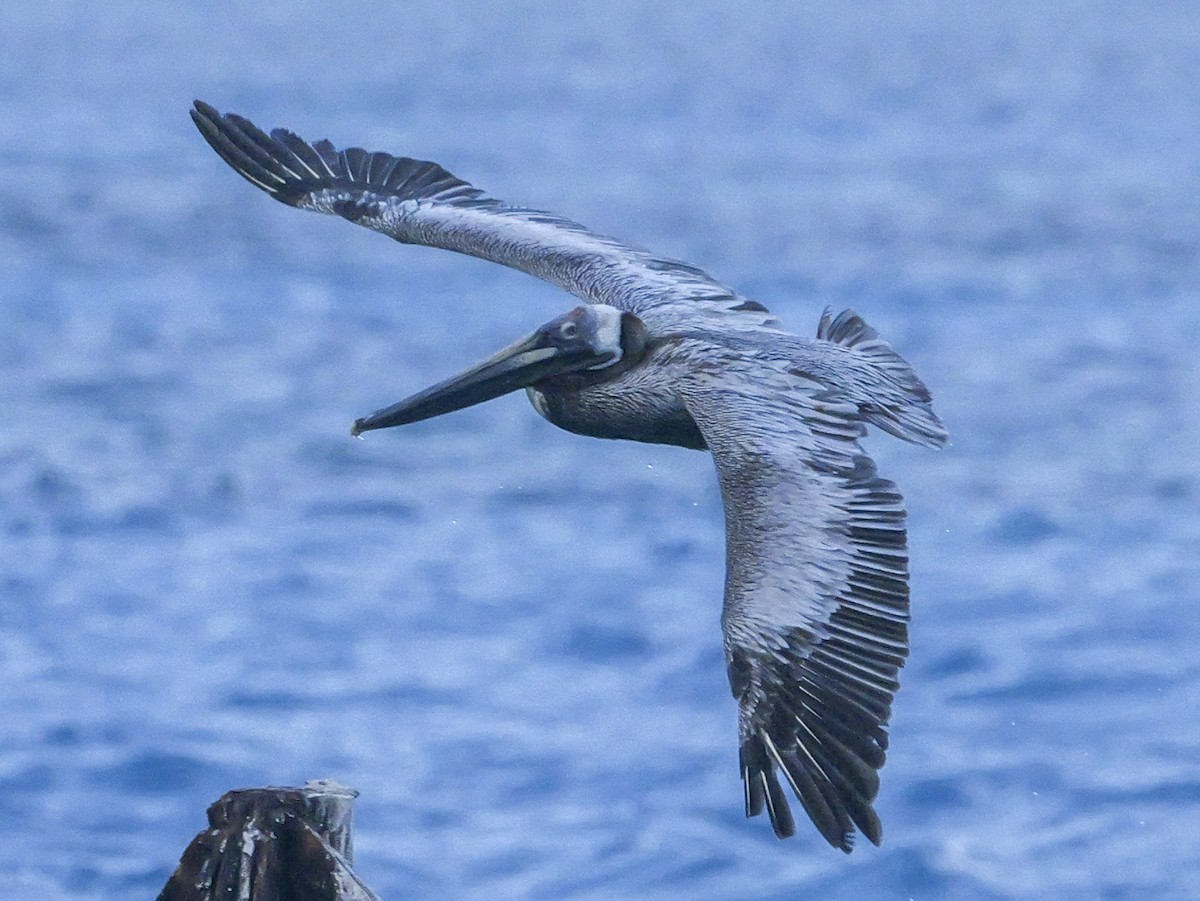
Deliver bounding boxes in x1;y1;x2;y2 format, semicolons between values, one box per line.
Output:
351;332;599;436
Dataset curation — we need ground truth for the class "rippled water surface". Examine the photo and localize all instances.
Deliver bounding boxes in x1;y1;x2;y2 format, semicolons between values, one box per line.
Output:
2;3;1199;899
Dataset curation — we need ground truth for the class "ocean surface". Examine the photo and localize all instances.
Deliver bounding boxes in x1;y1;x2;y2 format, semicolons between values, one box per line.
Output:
2;3;1198;898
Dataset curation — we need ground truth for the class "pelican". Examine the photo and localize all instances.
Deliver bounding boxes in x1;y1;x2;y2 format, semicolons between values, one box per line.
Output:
190;101;947;852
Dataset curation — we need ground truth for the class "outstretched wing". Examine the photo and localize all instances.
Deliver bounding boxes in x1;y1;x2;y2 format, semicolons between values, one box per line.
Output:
190;101;772;322
676;321;939;851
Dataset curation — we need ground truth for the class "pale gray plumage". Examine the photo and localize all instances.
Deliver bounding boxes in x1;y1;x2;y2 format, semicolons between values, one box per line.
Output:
191;101;948;852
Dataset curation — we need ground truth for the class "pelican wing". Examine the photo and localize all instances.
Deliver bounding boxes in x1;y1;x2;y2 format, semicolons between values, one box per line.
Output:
191;101;769;320
677;337;919;851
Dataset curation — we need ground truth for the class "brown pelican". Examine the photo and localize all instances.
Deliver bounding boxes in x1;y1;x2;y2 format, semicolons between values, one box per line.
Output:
190;101;948;852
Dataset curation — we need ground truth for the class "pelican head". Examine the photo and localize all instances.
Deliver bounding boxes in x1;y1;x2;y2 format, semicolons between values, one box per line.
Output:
352;304;646;436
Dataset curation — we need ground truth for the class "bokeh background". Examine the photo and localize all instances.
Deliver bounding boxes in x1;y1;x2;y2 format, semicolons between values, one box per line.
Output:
2;2;1198;898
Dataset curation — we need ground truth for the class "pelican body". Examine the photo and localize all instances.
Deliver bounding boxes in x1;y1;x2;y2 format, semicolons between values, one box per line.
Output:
192;101;948;852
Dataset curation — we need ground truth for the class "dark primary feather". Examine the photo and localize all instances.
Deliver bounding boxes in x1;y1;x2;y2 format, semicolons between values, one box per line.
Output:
190;100;484;208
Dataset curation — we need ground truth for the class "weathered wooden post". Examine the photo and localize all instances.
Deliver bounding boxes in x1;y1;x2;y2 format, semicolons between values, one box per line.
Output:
158;780;380;901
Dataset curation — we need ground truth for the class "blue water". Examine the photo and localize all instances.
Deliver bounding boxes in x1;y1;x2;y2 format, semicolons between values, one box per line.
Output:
3;3;1199;898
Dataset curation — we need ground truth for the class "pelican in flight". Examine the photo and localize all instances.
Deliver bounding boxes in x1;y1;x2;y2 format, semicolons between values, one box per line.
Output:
191;101;947;852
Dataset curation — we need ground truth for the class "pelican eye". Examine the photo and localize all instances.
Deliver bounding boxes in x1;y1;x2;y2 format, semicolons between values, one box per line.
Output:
560;322;579;339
